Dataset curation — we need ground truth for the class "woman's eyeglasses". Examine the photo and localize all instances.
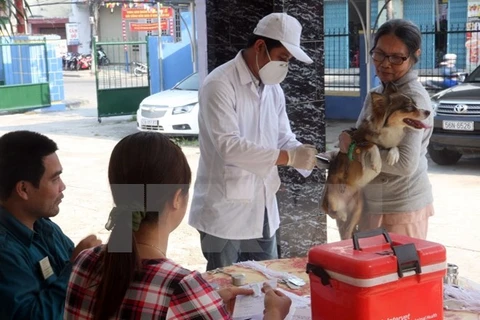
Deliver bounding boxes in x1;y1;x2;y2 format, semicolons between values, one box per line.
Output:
370;51;408;65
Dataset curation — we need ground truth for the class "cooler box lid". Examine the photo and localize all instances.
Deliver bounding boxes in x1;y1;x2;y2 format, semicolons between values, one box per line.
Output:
308;228;446;284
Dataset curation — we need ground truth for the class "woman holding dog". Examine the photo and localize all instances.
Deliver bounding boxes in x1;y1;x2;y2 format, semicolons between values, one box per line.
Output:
338;19;434;239
64;132;291;319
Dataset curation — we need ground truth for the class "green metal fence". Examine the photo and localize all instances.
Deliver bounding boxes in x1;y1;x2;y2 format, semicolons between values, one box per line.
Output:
95;39;150;122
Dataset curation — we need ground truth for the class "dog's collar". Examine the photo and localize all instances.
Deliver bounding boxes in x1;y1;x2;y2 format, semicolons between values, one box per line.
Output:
347;142;357;161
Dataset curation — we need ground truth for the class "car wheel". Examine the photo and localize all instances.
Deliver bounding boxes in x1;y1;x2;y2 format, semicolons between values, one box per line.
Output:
427;144;462;165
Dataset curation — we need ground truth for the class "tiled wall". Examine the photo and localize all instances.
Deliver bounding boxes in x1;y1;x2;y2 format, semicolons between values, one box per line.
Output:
46;43;65;102
2;43;44;85
204;0;327;257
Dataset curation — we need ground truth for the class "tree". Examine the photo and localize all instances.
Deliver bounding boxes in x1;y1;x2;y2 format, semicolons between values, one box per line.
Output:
0;0;30;35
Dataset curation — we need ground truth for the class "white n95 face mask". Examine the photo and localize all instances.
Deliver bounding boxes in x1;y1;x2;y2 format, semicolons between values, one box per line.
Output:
256;47;289;85
259;61;289;85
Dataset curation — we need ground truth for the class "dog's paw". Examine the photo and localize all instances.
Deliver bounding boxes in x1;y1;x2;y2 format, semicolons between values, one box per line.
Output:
371;160;381;173
369;151;382;173
336;211;348;222
387;147;400;165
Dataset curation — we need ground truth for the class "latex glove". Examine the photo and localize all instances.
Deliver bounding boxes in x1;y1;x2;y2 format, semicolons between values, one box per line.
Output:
287;144;317;170
316;150;337;169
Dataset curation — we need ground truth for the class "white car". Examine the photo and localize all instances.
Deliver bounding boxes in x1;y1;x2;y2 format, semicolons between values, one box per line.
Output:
137;73;199;136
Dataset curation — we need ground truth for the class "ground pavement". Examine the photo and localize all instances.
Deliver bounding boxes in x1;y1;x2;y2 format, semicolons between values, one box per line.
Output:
0;104;478;283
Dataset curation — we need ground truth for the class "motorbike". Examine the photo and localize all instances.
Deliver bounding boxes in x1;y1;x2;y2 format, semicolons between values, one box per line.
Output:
424;53;467;91
63;52;78;71
133;62;148;76
97;46;110;66
76;54;92;70
424;72;468;91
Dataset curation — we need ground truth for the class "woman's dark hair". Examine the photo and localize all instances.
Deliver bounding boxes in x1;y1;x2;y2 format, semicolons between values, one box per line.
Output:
371;19;422;64
0;131;57;201
93;132;191;320
246;35;283;51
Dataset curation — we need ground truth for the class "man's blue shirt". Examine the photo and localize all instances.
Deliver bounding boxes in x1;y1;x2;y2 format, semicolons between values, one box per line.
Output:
0;206;74;320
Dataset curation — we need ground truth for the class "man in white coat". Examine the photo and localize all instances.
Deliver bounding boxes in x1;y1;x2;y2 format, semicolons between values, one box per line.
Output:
189;12;317;270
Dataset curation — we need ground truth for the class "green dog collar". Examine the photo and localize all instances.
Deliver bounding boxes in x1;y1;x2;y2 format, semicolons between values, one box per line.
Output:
347;142;357;161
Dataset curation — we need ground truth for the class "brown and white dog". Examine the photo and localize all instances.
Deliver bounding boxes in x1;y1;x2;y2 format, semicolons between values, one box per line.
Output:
321;83;431;240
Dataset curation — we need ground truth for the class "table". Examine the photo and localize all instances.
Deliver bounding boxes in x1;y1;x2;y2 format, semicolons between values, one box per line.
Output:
202;257;480;320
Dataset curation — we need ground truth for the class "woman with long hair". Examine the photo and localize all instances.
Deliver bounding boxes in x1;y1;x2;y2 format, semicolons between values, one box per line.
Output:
64;132;291;319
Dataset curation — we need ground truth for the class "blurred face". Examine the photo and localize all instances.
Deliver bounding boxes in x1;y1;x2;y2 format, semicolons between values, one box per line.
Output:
254;42;293;85
371;34;416;83
256;40;292;68
171;190;189;231
24;153;66;219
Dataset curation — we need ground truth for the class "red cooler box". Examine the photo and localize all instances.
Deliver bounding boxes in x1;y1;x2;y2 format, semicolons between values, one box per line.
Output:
307;228;446;320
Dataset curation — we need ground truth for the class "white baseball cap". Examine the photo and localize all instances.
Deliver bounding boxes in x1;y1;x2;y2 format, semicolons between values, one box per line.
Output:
443;53;457;61
253;13;313;64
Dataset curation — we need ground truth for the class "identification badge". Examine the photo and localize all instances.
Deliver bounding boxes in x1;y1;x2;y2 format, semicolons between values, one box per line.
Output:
39;256;54;280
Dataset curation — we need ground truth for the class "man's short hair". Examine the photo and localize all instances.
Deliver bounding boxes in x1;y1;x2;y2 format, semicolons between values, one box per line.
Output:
0;131;58;201
245;35;283;51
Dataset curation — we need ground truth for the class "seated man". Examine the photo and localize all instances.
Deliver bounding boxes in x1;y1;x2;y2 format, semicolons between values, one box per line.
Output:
0;130;101;320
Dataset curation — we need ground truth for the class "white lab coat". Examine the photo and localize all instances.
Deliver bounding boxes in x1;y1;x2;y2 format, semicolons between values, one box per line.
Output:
188;51;306;240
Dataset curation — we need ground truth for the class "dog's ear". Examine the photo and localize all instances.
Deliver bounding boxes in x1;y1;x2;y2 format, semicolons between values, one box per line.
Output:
370;92;385;106
369;93;388;132
383;82;398;94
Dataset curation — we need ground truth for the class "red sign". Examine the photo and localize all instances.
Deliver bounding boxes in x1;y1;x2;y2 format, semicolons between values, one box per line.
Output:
159;7;173;19
122;7;173;20
129;20;168;32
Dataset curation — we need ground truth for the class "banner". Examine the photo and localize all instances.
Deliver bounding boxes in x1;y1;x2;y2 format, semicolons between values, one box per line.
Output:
122;7;173;20
466;3;480;68
159;7;173;19
130;20;167;32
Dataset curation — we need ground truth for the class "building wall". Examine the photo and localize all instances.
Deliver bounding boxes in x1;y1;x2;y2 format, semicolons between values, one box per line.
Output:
70;4;91;54
98;7;132;41
24;0;91;55
29;0;71;18
96;6;194;94
325;0;349;69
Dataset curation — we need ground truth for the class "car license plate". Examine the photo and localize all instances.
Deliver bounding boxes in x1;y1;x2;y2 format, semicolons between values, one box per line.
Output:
442;120;474;131
141;119;158;126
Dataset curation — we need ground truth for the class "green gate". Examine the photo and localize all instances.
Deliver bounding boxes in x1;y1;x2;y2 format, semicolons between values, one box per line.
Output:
95;39;150;123
0;41;51;112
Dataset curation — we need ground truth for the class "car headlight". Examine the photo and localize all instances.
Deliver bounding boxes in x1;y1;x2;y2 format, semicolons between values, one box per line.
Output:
431;100;439;116
172;103;197;115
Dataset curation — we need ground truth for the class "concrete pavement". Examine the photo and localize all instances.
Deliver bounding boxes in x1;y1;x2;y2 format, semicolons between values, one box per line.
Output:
1;74;478;283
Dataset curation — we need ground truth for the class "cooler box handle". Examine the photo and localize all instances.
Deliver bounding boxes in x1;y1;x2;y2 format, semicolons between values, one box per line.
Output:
353;228;422;278
352;227;392;250
306;263;332;286
392;243;422;278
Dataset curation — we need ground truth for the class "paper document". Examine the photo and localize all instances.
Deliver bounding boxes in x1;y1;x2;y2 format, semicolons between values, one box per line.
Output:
291;306;311;319
232;281;311;320
232;280;276;320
